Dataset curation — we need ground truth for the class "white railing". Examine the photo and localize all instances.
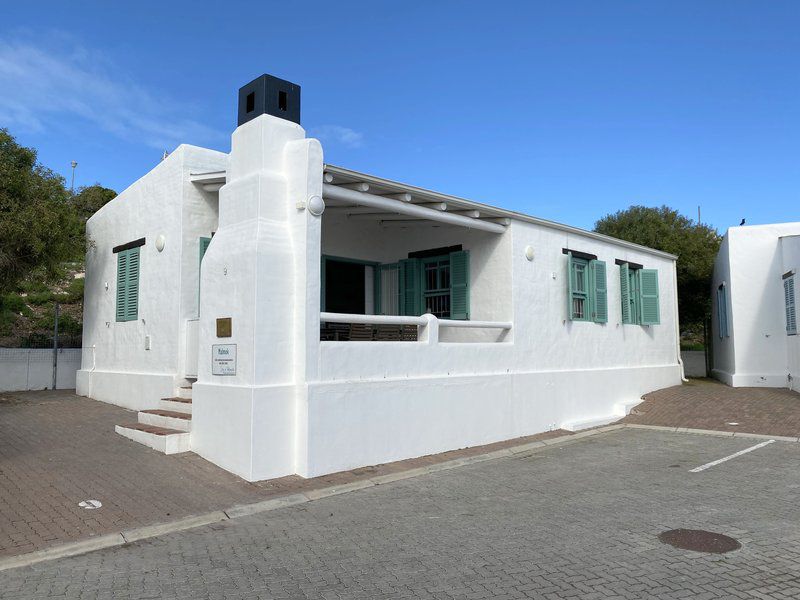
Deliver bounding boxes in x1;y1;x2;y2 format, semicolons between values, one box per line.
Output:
439;319;513;329
319;312;512;344
320;312;426;326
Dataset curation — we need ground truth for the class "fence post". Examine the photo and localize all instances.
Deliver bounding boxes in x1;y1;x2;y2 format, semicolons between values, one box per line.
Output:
52;302;60;390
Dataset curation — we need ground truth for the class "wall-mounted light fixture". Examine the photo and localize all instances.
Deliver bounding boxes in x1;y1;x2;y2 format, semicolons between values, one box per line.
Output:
524;246;535;261
307;195;325;216
156;235;166;252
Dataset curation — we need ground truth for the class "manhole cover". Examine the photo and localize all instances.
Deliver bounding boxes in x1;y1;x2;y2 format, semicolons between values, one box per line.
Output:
658;529;740;554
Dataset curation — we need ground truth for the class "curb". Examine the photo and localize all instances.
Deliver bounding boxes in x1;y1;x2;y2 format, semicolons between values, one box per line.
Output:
625;423;800;443
3;421;789;572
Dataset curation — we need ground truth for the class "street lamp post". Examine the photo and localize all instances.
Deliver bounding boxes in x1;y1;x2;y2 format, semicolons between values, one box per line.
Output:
70;160;78;194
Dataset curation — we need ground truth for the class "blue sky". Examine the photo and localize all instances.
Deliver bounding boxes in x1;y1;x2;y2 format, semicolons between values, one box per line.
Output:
1;1;798;232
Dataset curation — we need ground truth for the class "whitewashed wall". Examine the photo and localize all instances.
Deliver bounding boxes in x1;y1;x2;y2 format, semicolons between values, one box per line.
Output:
299;217;681;477
711;234;735;383
712;223;800;387
76;145;227;409
0;348;81;392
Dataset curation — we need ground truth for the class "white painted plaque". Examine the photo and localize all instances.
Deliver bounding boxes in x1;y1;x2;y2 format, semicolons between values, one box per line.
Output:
212;344;237;376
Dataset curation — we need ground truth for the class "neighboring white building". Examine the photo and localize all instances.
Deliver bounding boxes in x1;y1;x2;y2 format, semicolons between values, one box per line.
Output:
711;222;800;388
78;74;683;481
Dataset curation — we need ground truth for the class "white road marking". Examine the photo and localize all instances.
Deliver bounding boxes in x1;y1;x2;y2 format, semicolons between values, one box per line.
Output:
689;440;775;473
78;499;102;510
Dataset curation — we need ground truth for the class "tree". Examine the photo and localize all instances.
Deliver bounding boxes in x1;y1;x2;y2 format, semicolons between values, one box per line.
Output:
0;129;83;294
593;205;721;326
71;184;116;222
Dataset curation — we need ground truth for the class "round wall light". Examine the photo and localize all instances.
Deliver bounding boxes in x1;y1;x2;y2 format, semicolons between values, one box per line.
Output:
524;246;535;261
155;234;166;252
307;195;325;216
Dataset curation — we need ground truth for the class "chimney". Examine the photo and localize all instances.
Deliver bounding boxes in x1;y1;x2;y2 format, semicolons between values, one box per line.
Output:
237;74;301;127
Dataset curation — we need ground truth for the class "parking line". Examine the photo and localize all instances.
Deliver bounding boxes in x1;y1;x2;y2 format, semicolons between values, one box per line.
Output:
689;439;775;473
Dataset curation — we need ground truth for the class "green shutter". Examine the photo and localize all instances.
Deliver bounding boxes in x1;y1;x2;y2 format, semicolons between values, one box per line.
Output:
125;247;140;321
619;263;631;324
717;285;727;338
639;269;660;325
449;250;470;320
116;251;128;322
591;260;607;323
115;247;140;322
567;252;574;320
399;258;421;315
785;277;797;335
199;237;211;263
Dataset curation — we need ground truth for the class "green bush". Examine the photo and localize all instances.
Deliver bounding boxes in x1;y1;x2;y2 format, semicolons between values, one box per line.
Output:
26;291;54;305
58;314;82;336
63;278;84;303
1;294;30;314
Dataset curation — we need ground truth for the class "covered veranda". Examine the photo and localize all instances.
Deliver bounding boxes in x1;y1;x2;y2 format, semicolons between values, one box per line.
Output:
319;165;513;343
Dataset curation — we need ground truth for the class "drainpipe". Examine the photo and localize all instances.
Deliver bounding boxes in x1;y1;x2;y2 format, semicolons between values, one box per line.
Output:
673;260;688;382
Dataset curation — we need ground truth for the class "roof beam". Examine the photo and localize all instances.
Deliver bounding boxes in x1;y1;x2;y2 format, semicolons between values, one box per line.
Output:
322;184;506;234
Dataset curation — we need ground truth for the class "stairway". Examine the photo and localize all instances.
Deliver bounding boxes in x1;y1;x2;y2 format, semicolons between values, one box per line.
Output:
115;383;193;454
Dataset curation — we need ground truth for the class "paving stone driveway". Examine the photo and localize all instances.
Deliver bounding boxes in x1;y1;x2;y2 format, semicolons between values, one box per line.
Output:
3;428;800;599
623;378;800;437
0;390;567;559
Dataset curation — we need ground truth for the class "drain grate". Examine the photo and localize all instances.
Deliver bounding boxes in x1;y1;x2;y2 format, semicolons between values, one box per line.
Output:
658;529;741;554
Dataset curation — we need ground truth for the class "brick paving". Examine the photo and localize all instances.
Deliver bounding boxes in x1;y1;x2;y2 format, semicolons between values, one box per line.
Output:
3;428;800;599
623;378;800;437
0;389;569;559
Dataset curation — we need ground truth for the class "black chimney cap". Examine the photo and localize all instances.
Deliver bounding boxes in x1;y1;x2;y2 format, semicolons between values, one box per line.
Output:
237;74;301;127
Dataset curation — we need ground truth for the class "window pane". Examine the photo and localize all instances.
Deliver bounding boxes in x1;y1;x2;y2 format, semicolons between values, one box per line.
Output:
573;297;584;319
574;263;585;293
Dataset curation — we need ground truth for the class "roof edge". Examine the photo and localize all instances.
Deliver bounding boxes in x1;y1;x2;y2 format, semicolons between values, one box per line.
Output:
323;164;678;261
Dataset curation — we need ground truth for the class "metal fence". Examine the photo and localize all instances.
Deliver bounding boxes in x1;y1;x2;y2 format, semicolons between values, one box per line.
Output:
0;302;82;392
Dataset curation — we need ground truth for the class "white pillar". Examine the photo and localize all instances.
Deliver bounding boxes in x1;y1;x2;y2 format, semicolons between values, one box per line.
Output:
192;114;323;481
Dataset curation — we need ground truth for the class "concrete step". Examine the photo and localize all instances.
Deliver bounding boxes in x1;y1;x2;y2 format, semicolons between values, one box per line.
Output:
115;423;190;454
138;409;191;432
177;386;193;400
159;397;192;414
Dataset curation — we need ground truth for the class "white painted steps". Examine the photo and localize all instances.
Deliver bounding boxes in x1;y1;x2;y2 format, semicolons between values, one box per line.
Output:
115;423;191;454
115;384;193;454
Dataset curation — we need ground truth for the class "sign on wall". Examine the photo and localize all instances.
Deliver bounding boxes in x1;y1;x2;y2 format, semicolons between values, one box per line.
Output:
211;344;237;376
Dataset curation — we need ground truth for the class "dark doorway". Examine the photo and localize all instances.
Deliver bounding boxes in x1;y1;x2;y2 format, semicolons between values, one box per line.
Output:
325;260;365;314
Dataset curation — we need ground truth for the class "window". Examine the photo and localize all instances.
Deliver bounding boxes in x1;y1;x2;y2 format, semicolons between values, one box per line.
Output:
422;256;451;318
322;250;470;320
717;283;729;338
399;250;469;319
619;263;660;325
116;247;140;322
785;274;797;336
567;253;607;323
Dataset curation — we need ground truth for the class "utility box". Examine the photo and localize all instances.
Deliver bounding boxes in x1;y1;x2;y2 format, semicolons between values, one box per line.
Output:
237;74;301;126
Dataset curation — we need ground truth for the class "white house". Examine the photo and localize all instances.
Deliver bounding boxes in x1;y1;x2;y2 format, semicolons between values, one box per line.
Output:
711;222;800;388
78;74;683;481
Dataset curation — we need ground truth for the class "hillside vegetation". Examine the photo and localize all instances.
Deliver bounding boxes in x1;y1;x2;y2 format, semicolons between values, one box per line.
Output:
0;128;115;347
